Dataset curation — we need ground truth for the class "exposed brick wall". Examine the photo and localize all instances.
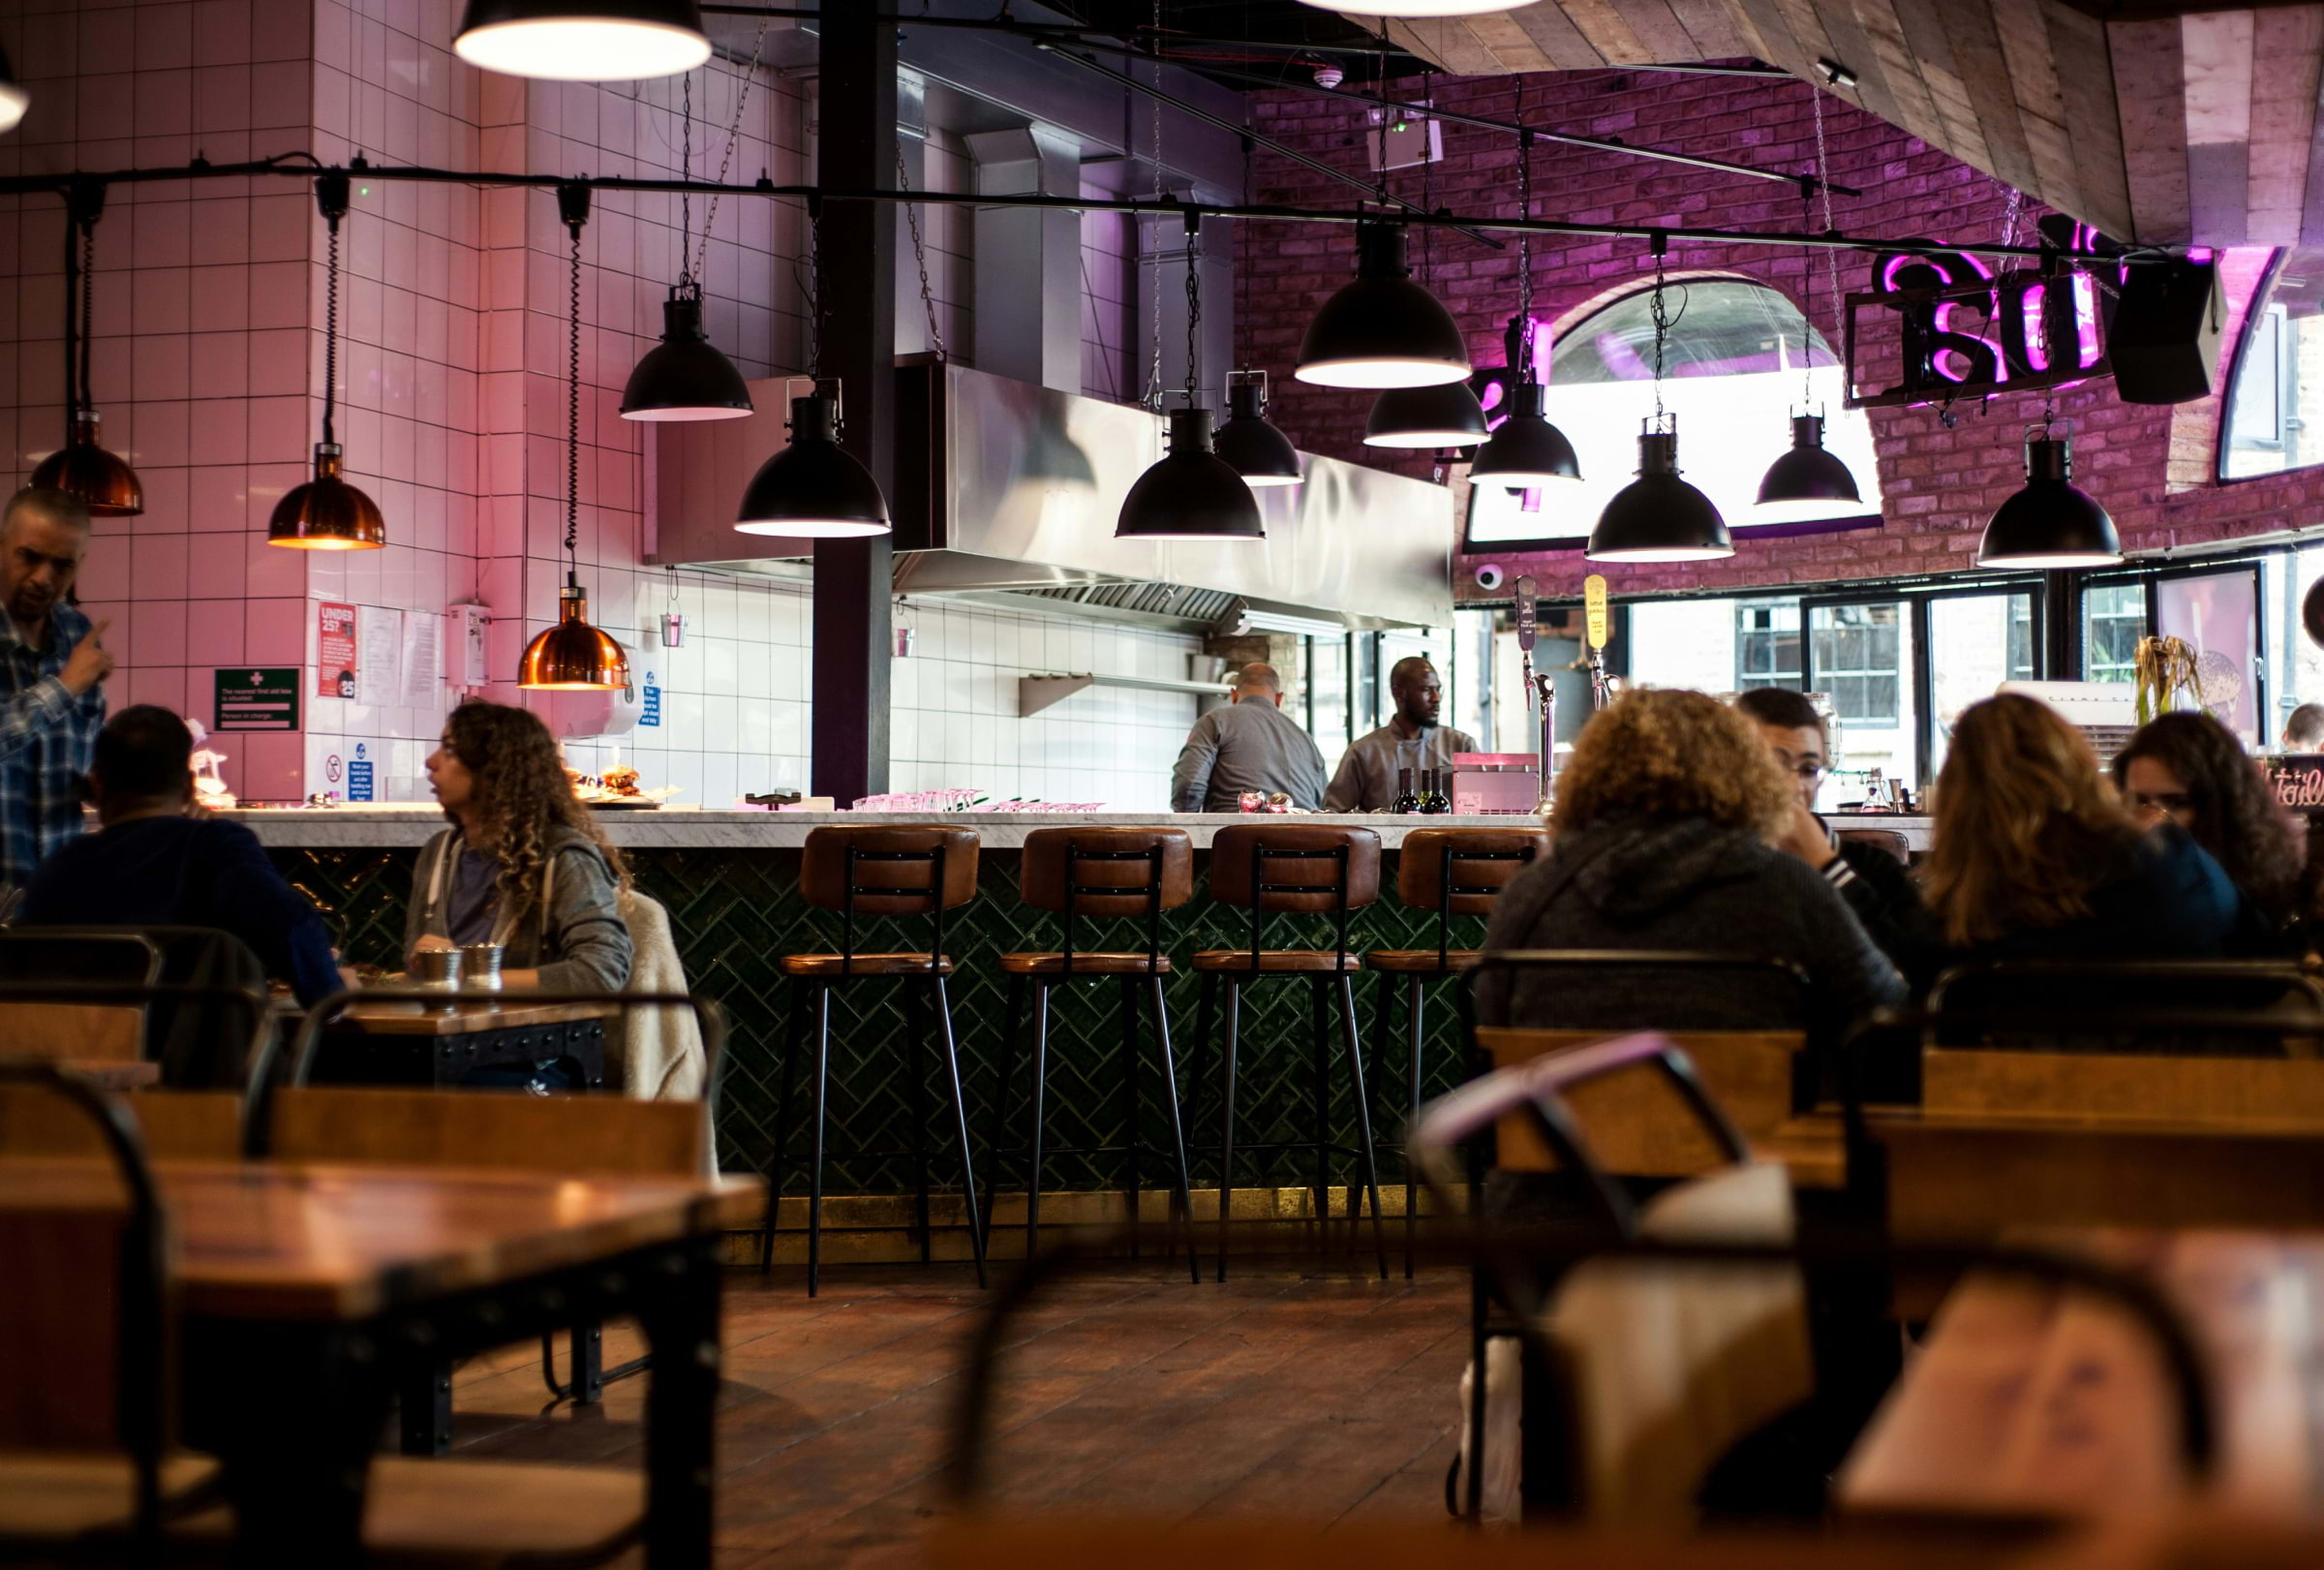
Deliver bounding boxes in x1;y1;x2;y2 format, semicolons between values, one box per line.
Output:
1243;70;2321;602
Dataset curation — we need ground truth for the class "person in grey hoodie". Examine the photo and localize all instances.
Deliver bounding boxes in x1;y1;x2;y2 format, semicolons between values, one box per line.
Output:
1477;687;1905;1042
407;699;633;997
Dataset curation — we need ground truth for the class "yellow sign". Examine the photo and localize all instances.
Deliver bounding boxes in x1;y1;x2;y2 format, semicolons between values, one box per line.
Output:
1584;575;1609;650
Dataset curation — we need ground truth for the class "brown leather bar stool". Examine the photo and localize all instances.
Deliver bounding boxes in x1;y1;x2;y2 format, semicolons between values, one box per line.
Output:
985;827;1200;1278
1185;822;1389;1281
1361;825;1551;1275
766;825;988;1297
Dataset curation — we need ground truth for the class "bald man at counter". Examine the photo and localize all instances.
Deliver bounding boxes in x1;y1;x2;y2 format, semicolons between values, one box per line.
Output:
1171;662;1328;813
1325;656;1476;812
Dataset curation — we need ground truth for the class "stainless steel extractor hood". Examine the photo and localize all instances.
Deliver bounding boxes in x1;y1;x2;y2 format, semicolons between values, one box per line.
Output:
648;360;1454;631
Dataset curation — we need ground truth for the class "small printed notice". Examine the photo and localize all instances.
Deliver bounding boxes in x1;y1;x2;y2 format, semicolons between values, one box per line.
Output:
318;602;357;698
355;605;401;706
639;671;661;727
213;668;300;731
347;742;375;802
400;610;441;705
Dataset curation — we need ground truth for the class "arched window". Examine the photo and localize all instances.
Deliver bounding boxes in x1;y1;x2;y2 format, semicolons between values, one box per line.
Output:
2221;247;2324;480
1464;278;1883;549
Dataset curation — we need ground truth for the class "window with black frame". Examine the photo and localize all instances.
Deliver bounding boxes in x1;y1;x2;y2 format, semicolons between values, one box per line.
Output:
2084;583;2147;684
1734;600;1802;691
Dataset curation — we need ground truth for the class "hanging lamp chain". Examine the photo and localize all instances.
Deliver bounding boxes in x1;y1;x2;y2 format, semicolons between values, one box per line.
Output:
1797;177;1817;412
559;182;591;579
1810;86;1846;374
896;145;946;361
1238;131;1253;374
1182;210;1201;407
1144;0;1163;411
690;18;772;289
679;72;692;291
1517;126;1536;382
1649;231;1669;429
316;172;351;448
69;177;104;419
805;193;822;385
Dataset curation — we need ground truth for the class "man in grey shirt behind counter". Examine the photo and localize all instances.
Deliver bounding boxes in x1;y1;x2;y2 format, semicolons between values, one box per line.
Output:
1325;656;1477;812
1171;662;1329;812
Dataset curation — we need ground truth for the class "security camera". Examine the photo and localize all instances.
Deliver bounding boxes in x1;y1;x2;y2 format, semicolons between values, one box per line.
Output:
1313;65;1345;91
1474;563;1507;592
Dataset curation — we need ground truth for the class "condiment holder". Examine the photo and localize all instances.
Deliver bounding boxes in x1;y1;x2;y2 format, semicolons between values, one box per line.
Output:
459;943;505;992
412;947;463;1010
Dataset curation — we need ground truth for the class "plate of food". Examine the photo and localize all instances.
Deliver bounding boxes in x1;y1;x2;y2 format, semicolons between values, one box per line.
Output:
568;765;679;808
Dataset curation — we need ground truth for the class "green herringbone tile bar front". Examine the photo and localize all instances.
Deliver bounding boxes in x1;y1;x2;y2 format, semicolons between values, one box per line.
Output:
275;847;1482;1199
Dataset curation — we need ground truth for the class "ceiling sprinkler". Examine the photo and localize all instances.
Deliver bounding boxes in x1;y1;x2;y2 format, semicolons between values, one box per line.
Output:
1313;64;1344;90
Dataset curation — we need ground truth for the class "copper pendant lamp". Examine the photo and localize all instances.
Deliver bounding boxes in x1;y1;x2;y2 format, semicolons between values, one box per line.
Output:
521;185;630;692
30;181;140;516
269;174;385;549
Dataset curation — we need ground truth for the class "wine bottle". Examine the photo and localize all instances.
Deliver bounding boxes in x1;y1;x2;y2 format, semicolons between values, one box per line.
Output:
1421;768;1449;815
1391;766;1418;815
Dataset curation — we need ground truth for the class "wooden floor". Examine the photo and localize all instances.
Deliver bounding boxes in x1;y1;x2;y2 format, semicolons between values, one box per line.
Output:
443;1259;1472;1569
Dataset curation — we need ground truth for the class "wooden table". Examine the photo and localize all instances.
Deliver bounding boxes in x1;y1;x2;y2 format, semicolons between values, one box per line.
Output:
61;1060;160;1091
0;1156;762;1565
1837;1229;2324;1526
311;998;617;1088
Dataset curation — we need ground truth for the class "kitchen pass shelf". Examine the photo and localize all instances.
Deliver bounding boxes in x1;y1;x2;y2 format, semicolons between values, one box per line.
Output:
1019;672;1229;717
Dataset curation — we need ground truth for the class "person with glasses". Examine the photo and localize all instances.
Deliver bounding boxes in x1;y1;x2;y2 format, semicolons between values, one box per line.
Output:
2111;710;2301;940
1735;687;1942;986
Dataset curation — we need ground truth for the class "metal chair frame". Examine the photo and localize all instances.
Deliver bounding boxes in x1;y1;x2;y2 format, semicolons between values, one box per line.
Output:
1184;838;1389;1281
1364;839;1544;1277
768;842;989;1297
984;842;1200;1279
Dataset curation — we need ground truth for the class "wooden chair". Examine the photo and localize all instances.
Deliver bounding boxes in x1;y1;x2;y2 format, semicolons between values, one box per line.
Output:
984;826;1198;1275
1361;825;1550;1274
1184;822;1390;1280
1833;828;1911;864
0;977;273;1095
0;1083;242;1160
1924;959;2324;1058
0;1062;215;1562
0;927;279;1087
250;986;729;1456
763;825;989;1296
0;932;161;1067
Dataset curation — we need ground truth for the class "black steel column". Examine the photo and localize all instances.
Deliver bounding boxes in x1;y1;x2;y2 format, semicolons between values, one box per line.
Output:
810;9;896;802
2043;570;2079;680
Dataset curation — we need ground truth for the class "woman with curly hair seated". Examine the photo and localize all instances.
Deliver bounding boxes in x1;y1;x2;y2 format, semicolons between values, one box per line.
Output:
1926;693;2248;962
1477;686;1904;1034
2110;709;2302;939
408;700;634;1005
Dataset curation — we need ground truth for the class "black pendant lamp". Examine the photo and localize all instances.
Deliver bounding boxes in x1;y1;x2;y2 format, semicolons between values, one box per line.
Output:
1471;133;1580;486
621;78;751;422
521;186;630;691
31;182;140;516
270;174;385;550
0;46;30;134
736;197;891;538
1588;236;1731;563
1365;380;1488;449
1753;413;1860;523
1754;117;1861;525
455;0;709;81
1120;212;1263;539
1296;221;1470;389
1214;374;1303;485
1975;424;2122;569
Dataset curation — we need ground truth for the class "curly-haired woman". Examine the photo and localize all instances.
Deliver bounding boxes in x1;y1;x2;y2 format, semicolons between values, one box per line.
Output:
1926;694;2248;961
2110;710;2302;933
406;700;633;995
1477;687;1905;1034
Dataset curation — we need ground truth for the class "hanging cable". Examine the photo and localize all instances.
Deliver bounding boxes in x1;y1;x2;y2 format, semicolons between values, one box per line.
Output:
1796;177;1817;411
690;17;772;289
76;199;96;417
897;143;946;360
1516;125;1536;384
1238;131;1253;373
558;183;590;580
804;192;822;385
1144;0;1163;410
679;72;693;289
1182;210;1201;407
321;177;345;447
1649;231;1670;429
1810;85;1846;366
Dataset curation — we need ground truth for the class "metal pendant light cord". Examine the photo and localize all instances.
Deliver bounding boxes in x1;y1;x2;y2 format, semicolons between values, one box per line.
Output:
1649;231;1669;428
76;219;93;417
559;183;590;586
321;198;343;447
1810;86;1845;369
1516;123;1535;383
1796;178;1816;410
689;19;771;290
897;146;945;360
1182;212;1201;407
679;73;692;289
805;194;822;384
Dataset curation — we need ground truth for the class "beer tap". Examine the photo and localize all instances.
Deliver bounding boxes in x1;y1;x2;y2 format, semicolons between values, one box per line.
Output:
1514;575;1556;814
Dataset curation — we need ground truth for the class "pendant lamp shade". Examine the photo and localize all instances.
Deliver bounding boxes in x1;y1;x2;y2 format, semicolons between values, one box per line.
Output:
1365;381;1488;449
1117;409;1265;540
454;0;710;80
1751;414;1861;525
521;583;631;690
268;444;385;549
1296;223;1471;389
1299;1;1536;14
1468;382;1581;484
31;412;141;517
1586;426;1734;562
1975;434;2122;569
735;394;892;538
0;47;29;134
621;289;753;420
1213;378;1302;485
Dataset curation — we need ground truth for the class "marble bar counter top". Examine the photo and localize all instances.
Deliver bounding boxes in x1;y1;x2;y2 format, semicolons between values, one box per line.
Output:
224;807;1935;852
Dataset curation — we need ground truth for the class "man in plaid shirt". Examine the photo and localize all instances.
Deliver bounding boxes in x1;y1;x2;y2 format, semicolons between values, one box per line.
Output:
0;487;112;899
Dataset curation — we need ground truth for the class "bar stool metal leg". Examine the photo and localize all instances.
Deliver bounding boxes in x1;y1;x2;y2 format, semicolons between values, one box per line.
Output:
902;980;934;1264
1147;972;1201;1285
1309;975;1331;1250
1334;973;1390;1280
1185;972;1217;1170
1403;974;1427;1278
983;972;1026;1244
764;976;807;1274
1116;975;1143;1254
933;971;990;1288
1024;980;1052;1256
808;982;834;1298
1215;978;1241;1283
